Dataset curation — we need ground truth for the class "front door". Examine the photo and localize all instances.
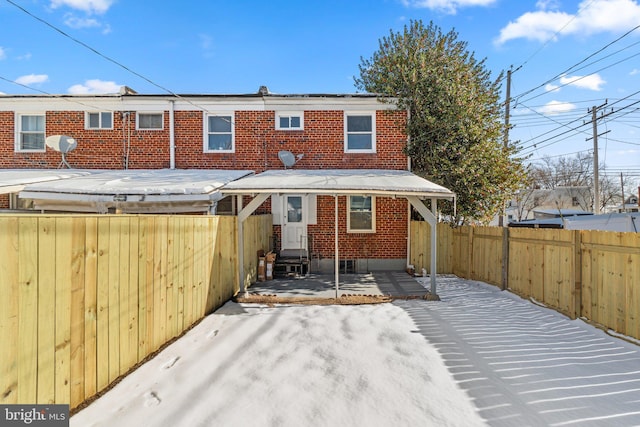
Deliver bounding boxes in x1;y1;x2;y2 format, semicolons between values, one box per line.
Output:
282;195;307;252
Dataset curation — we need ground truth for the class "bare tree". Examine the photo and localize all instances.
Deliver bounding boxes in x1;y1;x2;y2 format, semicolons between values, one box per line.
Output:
528;153;624;212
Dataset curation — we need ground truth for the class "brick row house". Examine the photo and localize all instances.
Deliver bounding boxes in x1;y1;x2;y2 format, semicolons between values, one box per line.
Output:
0;87;453;275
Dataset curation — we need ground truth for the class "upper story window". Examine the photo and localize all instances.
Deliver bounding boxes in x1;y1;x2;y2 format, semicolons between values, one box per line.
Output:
205;114;234;152
348;195;376;233
345;112;375;153
276;112;304;130
137;112;163;130
86;112;113;129
16;113;45;152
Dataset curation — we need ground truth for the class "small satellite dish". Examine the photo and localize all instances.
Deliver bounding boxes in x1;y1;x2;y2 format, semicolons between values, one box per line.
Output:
46;135;77;168
46;135;77;153
278;150;296;168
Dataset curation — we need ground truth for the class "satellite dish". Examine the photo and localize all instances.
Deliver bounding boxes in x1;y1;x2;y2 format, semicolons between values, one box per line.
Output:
278;150;296;168
45;135;77;168
46;135;77;153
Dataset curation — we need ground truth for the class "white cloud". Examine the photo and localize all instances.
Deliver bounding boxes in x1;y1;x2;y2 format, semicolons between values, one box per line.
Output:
401;0;497;14
0;47;6;60
630;69;640;76
64;14;100;29
535;0;561;10
496;0;640;45
50;0;114;15
538;100;577;115
15;74;49;86
68;79;121;94
559;73;606;91
545;83;560;92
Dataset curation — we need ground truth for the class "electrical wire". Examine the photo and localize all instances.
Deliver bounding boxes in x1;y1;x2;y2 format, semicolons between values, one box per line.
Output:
513;24;640;102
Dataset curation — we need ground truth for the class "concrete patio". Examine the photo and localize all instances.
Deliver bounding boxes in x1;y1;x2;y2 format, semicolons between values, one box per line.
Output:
246;271;431;299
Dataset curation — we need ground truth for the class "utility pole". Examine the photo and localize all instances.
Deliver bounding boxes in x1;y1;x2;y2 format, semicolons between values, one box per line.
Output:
504;68;511;149
586;101;612;214
500;67;512;227
621;172;626;213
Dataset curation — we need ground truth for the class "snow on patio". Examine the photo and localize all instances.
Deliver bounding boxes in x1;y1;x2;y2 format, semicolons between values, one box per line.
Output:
71;276;640;427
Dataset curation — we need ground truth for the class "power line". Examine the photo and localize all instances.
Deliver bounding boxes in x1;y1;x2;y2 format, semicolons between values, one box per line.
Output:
3;0;234;121
512;24;640;103
511;0;599;75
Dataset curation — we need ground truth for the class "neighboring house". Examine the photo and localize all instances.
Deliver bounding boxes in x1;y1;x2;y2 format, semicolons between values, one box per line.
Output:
497;187;592;225
610;194;639;214
0;87;454;275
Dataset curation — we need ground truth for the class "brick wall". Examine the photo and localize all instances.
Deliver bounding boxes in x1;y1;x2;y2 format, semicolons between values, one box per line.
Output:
271;195;408;260
1;111;171;169
175;109;407;170
310;195;408;259
1;103;410;265
1;109;406;170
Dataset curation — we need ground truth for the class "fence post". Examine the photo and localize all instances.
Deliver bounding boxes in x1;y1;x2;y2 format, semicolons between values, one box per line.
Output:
501;227;509;291
468;226;474;279
573;230;582;319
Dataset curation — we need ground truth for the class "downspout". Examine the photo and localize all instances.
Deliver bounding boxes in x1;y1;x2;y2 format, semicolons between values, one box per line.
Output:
406;106;412;268
169;100;175;169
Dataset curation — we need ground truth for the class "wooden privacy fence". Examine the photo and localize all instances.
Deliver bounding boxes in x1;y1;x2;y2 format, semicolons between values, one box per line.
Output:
0;214;272;410
410;222;640;341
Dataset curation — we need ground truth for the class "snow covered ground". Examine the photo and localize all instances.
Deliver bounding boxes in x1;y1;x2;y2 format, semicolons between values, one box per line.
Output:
72;276;640;427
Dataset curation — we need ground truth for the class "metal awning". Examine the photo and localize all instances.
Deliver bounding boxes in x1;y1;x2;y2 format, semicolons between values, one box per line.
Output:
0;169;95;194
18;169;254;213
222;169;455;297
222;169;454;198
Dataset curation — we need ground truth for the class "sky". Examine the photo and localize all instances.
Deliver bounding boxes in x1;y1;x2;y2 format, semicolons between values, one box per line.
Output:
70;276;640;426
0;0;639;182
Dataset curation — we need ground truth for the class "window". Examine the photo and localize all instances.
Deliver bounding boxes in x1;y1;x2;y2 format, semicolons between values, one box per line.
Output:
16;114;45;152
137;112;163;130
86;112;113;129
345;113;375;152
205;114;234;152
348;196;375;233
215;196;236;215
276;112;303;130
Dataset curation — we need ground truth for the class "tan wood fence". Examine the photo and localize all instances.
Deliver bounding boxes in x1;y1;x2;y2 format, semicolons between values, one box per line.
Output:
410;222;640;340
0;214;272;410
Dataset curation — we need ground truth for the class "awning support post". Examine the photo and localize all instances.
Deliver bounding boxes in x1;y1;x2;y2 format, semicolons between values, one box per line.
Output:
334;194;339;298
406;196;438;296
236;193;271;297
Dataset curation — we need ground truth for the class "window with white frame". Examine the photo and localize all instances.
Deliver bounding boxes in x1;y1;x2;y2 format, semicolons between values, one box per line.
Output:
205;114;234;152
348;195;375;233
16;114;45;152
137;112;163;130
86;112;113;129
344;113;375;152
276;112;303;130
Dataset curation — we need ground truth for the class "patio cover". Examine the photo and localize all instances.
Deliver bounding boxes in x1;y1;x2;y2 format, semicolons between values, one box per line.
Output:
222;169;456;297
19;169;254;213
0;169;94;194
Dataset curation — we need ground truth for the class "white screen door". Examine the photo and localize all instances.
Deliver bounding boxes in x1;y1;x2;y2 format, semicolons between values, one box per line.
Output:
282;195;307;251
